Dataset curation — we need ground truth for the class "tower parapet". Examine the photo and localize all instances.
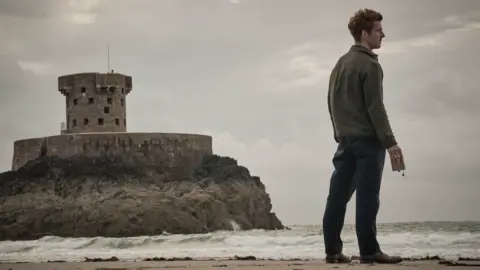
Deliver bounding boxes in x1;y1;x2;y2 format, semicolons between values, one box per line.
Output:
58;72;132;134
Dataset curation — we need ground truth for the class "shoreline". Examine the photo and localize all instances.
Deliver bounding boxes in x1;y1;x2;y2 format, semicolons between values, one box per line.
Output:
2;255;480;264
2;257;480;270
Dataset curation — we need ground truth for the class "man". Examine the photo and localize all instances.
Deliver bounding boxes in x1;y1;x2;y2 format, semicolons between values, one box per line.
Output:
322;8;404;264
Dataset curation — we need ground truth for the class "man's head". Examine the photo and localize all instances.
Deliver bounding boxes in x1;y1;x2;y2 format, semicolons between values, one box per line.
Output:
348;9;385;50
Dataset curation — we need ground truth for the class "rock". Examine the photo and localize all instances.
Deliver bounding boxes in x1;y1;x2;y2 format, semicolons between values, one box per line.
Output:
0;154;284;241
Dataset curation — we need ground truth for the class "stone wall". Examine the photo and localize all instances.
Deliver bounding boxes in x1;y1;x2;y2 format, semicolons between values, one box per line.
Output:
58;72;132;134
12;133;213;178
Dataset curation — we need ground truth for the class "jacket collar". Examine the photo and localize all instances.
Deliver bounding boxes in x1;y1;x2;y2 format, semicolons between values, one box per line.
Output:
349;44;378;60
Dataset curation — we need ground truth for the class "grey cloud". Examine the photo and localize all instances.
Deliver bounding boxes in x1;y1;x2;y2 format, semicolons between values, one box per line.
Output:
385;30;480;118
376;0;480;39
0;0;61;18
406;75;480;118
0;56;27;106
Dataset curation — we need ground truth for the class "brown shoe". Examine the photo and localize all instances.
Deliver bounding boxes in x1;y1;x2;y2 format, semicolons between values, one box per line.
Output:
360;252;403;264
326;253;352;264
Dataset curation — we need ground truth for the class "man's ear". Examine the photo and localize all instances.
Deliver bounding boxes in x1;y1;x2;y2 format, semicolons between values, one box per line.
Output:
361;30;368;39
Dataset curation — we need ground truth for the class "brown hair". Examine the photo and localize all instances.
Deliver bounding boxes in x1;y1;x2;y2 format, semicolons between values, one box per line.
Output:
348;9;383;42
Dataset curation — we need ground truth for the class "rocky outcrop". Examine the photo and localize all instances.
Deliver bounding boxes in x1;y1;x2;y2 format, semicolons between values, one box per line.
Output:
0;155;284;241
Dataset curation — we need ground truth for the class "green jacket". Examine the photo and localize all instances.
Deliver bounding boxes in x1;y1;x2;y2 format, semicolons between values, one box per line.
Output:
327;44;397;149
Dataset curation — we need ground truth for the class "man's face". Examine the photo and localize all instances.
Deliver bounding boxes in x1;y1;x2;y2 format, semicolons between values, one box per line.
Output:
363;21;385;50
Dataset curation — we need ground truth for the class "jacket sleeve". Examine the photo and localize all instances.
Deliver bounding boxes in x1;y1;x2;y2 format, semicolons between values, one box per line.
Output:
363;62;397;149
327;69;339;143
327;89;338;143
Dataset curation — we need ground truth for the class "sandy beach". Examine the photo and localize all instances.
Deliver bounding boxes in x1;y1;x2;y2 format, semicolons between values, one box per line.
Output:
2;258;480;270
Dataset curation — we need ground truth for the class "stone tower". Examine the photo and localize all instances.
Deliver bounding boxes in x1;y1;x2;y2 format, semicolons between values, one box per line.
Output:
12;71;212;172
58;72;132;133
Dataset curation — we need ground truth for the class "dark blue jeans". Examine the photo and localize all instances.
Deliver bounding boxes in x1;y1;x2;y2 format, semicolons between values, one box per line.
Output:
322;136;386;256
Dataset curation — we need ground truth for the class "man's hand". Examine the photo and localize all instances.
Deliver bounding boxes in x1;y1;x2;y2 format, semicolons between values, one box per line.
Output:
387;145;405;172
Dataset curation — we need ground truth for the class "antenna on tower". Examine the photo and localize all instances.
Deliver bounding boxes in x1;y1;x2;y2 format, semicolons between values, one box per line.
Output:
107;43;111;73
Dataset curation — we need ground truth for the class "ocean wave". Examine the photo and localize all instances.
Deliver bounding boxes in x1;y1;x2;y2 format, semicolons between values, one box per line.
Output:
1;223;479;263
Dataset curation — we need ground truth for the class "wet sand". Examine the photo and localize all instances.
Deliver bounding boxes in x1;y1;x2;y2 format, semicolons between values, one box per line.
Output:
2;259;480;270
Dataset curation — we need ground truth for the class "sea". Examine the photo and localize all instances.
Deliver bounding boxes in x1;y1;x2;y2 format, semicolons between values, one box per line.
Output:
1;221;479;263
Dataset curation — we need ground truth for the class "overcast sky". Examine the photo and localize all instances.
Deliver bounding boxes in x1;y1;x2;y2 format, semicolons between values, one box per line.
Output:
1;0;479;225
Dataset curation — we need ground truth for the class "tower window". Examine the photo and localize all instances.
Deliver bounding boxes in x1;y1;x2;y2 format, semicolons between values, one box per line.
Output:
89;98;94;104
84;118;89;125
73;99;78;105
72;119;77;127
98;118;104;125
121;98;124;106
124;119;126;126
107;98;112;104
104;107;110;113
81;87;86;94
115;118;120;126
